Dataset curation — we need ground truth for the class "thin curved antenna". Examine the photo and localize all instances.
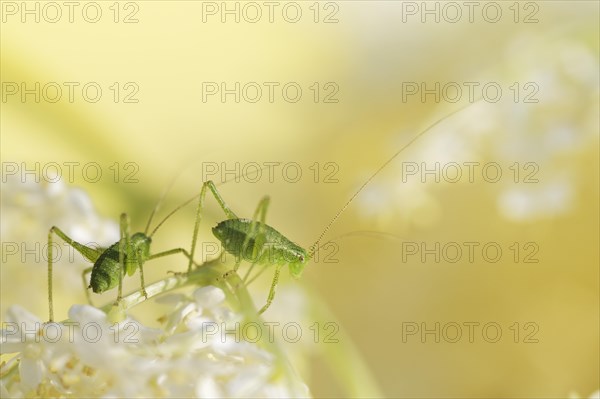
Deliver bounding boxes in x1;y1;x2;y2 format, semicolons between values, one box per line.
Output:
149;195;196;238
144;175;180;235
325;230;405;244
308;100;482;258
149;165;273;238
313;230;405;255
143;153;216;235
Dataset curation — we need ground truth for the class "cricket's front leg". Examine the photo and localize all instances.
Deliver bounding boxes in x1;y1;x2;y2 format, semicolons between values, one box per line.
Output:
258;264;283;315
136;250;148;299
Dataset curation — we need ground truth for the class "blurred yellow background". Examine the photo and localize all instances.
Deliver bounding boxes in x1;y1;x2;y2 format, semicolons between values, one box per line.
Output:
1;1;598;397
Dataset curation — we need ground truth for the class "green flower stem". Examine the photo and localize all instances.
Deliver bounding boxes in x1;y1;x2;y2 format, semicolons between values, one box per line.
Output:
98;258;229;315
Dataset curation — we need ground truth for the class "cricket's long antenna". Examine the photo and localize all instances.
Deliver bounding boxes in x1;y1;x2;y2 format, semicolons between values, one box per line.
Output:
144;154;216;235
149;195;196;238
308;100;481;258
313;230;405;254
144;176;180;235
323;230;405;244
149;165;272;238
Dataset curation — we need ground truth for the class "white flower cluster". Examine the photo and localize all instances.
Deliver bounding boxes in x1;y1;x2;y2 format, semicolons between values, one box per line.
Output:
1;286;309;398
1;173;119;249
1;174;120;319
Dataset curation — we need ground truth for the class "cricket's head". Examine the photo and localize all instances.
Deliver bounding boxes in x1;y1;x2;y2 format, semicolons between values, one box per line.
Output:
288;246;309;279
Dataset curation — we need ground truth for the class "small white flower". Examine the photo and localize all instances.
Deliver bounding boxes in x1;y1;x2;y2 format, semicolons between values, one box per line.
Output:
1;175;120;320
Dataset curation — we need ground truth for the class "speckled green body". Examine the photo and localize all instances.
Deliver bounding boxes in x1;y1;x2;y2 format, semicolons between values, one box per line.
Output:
89;233;151;293
212;218;308;278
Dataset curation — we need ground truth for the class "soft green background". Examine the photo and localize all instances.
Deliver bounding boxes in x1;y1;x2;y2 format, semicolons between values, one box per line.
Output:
1;1;598;397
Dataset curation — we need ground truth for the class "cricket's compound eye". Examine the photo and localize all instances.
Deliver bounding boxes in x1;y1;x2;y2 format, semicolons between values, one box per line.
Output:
298;255;304;262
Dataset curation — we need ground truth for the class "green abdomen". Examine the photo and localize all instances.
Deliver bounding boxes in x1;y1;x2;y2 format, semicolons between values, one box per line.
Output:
212;219;304;265
89;243;121;293
89;242;137;293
